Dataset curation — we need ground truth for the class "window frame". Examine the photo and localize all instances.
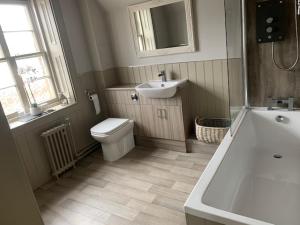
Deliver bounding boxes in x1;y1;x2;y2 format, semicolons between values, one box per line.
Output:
0;0;60;120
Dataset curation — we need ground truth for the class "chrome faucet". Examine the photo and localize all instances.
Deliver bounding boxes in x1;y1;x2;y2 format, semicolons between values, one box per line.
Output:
267;97;295;111
158;71;167;82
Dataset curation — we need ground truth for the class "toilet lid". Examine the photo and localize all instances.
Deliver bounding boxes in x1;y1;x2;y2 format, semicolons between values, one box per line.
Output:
91;118;129;135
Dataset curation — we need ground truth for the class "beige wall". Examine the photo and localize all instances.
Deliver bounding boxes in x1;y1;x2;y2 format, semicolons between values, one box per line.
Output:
58;0;93;74
84;0;227;67
0;104;44;225
78;0;116;71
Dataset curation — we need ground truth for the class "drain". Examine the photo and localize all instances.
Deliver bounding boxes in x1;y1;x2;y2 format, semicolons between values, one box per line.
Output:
273;154;282;159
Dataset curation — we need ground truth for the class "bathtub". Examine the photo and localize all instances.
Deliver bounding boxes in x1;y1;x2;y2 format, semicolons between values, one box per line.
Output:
184;109;300;225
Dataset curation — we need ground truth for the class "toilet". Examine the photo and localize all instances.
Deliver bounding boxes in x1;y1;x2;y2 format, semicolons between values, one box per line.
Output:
90;118;135;162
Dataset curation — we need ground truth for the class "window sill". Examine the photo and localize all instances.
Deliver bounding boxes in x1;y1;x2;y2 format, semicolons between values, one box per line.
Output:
9;101;76;130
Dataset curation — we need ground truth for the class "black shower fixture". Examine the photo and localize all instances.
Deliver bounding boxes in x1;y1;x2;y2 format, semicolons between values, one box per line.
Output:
256;0;287;43
256;0;300;71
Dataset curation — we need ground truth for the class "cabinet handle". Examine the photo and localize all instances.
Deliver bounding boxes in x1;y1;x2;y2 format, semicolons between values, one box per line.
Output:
157;108;167;119
162;109;167;120
161;109;164;119
157;109;162;118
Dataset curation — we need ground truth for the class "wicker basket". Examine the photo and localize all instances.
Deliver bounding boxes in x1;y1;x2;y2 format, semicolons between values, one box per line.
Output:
195;117;230;144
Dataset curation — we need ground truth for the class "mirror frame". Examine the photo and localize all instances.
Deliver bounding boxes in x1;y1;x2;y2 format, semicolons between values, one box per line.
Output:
129;0;195;58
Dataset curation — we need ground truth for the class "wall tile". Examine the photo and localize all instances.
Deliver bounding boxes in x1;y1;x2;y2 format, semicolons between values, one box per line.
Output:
204;61;216;116
139;66;147;83
172;63;181;80
145;65;153;81
165;64;173;80
180;63;189;80
133;67;141;83
151;64;159;80
128;67;135;84
118;67;129;84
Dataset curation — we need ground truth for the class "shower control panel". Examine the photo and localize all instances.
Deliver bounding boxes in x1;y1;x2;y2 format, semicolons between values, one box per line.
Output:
256;0;286;43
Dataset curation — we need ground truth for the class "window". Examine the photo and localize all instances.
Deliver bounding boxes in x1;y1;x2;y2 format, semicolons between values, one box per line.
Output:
0;0;74;120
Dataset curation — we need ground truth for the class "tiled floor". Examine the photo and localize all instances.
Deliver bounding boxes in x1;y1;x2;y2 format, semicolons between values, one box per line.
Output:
35;147;213;225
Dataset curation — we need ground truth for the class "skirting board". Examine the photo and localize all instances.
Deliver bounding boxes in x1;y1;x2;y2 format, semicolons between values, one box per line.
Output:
135;136;187;153
186;137;219;154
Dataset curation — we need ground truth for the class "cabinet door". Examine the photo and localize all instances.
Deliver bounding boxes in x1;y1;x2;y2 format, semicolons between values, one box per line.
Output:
168;106;185;141
153;106;185;141
153;105;172;140
140;105;185;141
140;105;156;137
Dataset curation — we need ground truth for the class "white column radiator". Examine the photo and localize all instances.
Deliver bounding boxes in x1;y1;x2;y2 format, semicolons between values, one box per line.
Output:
41;123;76;179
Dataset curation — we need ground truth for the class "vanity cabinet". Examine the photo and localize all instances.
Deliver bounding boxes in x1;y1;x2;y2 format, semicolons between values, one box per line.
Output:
104;85;191;151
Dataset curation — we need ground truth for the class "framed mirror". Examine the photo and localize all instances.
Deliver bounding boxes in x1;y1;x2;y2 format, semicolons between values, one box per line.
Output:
129;0;195;57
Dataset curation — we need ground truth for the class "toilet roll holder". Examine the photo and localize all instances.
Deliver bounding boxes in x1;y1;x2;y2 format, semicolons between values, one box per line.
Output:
85;89;96;100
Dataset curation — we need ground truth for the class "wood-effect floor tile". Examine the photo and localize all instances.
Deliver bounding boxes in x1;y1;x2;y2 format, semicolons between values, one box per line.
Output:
36;147;213;225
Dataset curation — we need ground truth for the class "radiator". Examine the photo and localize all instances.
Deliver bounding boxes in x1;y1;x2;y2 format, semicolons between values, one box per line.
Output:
41;123;76;179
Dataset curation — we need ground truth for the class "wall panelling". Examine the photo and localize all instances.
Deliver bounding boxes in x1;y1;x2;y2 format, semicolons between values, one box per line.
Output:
116;59;230;120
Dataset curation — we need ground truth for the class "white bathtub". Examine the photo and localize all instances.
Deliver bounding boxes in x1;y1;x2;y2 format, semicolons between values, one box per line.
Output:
185;109;300;225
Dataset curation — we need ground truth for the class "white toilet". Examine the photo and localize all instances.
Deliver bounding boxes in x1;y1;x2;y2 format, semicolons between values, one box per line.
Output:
90;118;135;161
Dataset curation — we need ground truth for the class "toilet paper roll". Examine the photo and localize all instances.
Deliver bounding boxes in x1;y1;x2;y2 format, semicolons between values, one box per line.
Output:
89;94;101;115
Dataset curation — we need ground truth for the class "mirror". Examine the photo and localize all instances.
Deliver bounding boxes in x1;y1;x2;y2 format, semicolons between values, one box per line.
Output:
129;0;195;57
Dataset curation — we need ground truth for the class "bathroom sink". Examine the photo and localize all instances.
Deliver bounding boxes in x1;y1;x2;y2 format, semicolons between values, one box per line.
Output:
135;79;187;99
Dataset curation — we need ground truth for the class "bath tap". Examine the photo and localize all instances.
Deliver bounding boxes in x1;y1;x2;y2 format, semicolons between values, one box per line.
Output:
267;97;295;111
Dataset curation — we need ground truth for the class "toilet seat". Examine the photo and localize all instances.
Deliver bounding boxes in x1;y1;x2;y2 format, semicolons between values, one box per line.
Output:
91;119;134;144
91;118;129;136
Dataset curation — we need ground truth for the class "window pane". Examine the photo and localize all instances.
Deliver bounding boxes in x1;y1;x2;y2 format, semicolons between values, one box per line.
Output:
25;78;56;104
17;56;48;81
0;87;23;115
5;31;39;56
0;62;15;89
0;4;32;31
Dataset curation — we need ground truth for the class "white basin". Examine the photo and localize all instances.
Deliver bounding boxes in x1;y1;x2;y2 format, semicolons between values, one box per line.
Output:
135;79;187;99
